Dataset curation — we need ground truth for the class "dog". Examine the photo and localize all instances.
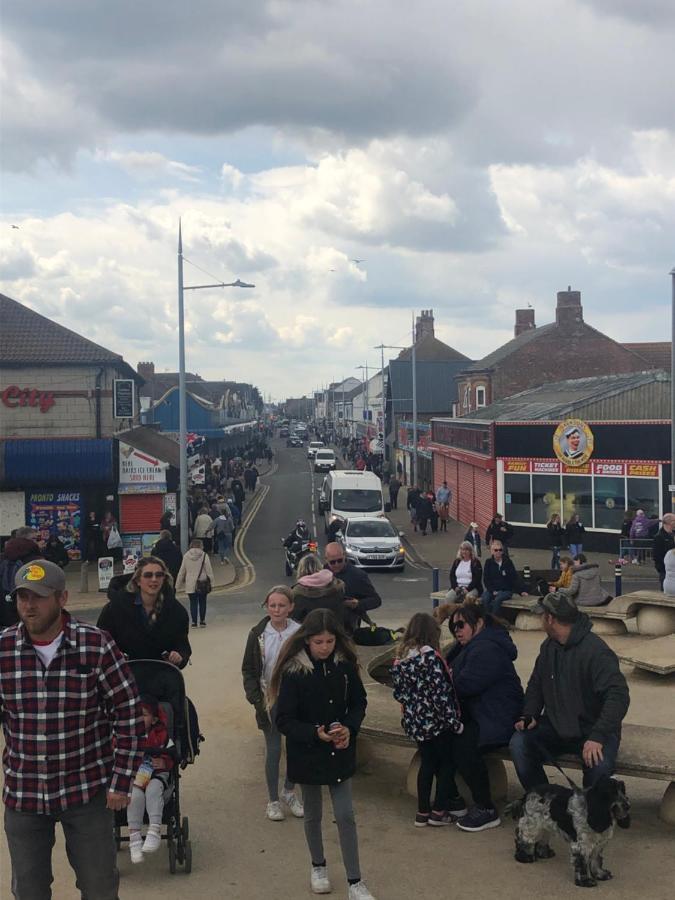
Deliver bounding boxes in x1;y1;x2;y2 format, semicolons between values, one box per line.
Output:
506;776;630;888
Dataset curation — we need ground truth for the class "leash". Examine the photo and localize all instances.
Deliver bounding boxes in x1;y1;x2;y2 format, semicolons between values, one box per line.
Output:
520;718;583;791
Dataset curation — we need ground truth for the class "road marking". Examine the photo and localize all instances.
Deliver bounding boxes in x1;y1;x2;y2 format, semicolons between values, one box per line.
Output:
393;577;427;583
212;483;270;595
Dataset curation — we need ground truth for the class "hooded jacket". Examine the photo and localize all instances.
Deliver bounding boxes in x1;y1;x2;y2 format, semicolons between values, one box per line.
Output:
446;625;524;747
274;649;367;785
392;647;462;742
175;548;214;595
151;537;183;581
291;570;346;625
241;615;301;729
522;614;629;743
562;562;610;607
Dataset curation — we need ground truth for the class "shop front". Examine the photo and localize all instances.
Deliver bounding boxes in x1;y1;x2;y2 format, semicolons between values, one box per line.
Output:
397;421;432;488
117;439;176;564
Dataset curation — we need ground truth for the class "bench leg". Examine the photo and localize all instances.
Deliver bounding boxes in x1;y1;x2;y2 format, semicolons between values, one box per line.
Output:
659;782;675;825
405;751;508;804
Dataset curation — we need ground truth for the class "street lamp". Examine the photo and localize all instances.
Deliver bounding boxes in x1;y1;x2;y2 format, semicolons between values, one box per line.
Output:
671;267;675;515
376;341;418;485
177;220;255;552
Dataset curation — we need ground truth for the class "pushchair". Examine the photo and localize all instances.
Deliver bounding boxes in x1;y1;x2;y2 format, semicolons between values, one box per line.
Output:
114;659;203;875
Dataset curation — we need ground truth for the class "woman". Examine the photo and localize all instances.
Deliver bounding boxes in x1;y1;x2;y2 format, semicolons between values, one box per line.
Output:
463;522;482;558
445;604;524;833
98;557;191;667
446;541;483;603
562;554;611;606
565;514;585;558
175;539;215;627
193;506;215;555
291;553;346;626
546;513;565;570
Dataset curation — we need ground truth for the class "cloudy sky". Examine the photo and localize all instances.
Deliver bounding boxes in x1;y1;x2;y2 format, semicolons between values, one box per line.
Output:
2;0;674;399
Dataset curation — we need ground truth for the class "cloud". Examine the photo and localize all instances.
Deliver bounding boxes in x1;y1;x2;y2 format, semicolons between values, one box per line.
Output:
95;150;202;182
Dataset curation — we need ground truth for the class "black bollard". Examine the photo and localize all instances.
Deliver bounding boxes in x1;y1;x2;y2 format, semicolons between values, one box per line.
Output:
614;564;622;598
432;567;440;608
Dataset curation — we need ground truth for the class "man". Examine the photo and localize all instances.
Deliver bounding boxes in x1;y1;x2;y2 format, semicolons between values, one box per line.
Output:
653;513;675;589
481;541;528;614
510;592;629;790
324;542;382;634
0;526;43;627
388;476;401;510
436;480;451;508
485;513;515;555
563;426;584;459
0;559;144;898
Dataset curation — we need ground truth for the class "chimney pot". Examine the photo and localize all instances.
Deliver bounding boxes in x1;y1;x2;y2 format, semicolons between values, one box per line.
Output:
514;308;536;337
556;288;584;327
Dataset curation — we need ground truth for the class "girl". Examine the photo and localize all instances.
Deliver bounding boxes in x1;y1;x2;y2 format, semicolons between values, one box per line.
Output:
545;555;573;594
241;585;304;821
546;513;565;570
565;513;585;558
392;613;464;828
270;610;375;900
127;694;174;863
291;553;346;626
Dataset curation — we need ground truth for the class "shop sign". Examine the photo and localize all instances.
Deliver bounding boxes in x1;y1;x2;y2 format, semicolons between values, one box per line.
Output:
553;419;594;466
593;462;625;476
627;463;659;478
119;443;167;493
163;493;177;525
532;460;561;474
502;458;660;478
113;379;135;418
27;491;82;560
504;459;529;473
2;385;55;413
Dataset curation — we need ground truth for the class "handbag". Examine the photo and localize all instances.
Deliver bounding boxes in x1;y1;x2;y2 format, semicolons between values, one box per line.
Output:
195;552;212;595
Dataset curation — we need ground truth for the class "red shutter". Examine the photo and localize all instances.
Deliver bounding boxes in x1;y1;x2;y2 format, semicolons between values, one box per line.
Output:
119;494;164;534
473;467;496;534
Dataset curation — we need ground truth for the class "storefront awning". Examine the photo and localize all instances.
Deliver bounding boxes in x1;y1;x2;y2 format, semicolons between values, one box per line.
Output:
2;439;113;486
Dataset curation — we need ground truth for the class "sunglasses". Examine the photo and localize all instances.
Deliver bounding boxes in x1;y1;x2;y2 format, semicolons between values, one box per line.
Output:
326;558;345;565
141;571;166;579
451;621;468;633
492;548;504;553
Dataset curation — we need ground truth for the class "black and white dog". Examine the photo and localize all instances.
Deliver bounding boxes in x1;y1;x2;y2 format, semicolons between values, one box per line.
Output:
507;776;631;888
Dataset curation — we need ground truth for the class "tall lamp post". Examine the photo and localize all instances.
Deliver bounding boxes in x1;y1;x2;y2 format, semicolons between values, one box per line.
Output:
671;268;675;515
177;221;255;552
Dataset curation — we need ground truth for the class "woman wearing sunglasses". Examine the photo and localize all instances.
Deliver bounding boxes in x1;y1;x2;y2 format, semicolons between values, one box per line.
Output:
444;604;524;833
98;557;191;668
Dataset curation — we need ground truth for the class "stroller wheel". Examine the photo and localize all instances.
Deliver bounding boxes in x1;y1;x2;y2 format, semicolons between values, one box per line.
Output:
168;840;177;874
184;840;192;875
181;817;190;842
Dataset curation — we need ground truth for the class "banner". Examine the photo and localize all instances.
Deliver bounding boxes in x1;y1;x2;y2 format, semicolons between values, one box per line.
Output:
27;491;82;560
97;557;114;590
119;443;167;493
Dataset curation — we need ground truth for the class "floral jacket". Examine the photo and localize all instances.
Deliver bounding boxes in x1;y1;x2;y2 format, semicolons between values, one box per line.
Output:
392;646;462;742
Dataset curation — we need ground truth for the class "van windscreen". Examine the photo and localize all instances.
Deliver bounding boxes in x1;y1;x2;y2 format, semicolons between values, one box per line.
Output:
332;489;382;513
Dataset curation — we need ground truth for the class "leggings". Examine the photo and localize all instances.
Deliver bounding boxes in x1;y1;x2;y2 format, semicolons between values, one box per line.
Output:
301;781;361;882
418;730;460;813
262;722;294;801
127;778;166;830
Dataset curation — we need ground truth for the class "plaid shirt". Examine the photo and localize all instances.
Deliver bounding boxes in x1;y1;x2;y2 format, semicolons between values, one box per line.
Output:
0;612;145;814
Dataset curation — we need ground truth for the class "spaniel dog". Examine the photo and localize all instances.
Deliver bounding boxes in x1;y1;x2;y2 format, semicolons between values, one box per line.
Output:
507;776;630;888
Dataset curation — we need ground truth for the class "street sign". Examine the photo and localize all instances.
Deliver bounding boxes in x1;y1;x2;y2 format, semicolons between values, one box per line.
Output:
113;379;135;418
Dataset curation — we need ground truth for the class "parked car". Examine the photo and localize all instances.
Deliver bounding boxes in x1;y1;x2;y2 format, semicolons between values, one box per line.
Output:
287;435;304;447
342;517;405;570
279;427;290;437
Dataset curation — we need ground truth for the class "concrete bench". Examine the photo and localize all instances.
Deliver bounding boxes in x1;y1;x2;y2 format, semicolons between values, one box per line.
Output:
618;634;675;676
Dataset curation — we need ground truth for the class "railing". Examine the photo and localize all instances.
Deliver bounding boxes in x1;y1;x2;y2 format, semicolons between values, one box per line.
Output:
618;538;654;563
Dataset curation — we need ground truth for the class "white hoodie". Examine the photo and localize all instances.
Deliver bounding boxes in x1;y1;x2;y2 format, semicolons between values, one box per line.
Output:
175;547;214;594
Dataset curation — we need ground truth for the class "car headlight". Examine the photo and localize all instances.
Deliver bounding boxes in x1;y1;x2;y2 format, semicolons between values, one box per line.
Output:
398;545;405;554
345;544;358;554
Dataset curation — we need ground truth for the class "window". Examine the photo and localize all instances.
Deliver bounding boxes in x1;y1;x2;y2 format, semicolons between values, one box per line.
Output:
532;475;561;524
504;474;531;523
332;489;382;513
475;386;486;407
627;478;660;517
594;477;625;530
563;475;593;528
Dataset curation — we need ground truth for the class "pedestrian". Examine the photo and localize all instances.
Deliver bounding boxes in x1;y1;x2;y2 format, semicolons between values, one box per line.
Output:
193;506;215;554
391;613;464;827
175;539;215;628
324;542;382;635
485;514;515;556
43;534;70;569
436;481;451;527
565;513;585;558
438;500;449;532
270;609;375;900
241;586;304;821
546;512;565;570
463;522;482;558
629;508;659;563
663;549;675;595
653;514;675;589
213;509;234;564
510;592;629;790
0;526;43;627
291;554;346;626
388;476;401;510
480;541;528;614
428;493;439;534
1;559;145;898
446;541;483;603
231;477;246;511
151;529;183;582
416;492;433;537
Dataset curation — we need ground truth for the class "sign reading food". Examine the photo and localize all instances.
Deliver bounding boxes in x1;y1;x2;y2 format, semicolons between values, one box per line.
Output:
553;419;594;467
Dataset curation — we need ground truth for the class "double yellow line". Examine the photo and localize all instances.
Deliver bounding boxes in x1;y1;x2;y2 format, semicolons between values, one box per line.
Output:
228;483;270;591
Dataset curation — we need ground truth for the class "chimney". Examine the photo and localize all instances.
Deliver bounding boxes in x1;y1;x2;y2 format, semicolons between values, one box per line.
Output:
137;361;155;380
415;309;435;342
556;286;584;328
515;307;536;337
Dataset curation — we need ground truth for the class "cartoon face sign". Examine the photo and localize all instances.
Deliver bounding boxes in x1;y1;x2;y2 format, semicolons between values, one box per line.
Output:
553;419;594;467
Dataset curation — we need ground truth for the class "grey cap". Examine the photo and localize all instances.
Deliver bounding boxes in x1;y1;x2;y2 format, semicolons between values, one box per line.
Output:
12;559;66;597
539;591;580;623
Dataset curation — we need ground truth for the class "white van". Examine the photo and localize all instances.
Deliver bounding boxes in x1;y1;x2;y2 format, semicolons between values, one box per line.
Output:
317;470;385;530
314;448;337;473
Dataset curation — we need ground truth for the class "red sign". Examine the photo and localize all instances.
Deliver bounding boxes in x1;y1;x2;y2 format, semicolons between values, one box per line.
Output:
627;463;658;478
504;459;529;473
2;385;55;413
501;458;661;479
532;460;561;474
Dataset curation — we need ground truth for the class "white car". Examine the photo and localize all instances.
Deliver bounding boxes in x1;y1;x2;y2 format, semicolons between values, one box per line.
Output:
342;517;405;570
314;449;337;472
307;441;325;459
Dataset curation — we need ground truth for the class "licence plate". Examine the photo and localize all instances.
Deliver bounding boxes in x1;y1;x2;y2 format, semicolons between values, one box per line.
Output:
366;554;390;560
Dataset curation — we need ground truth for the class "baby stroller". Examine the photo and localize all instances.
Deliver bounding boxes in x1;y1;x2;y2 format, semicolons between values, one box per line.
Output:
114;659;203;874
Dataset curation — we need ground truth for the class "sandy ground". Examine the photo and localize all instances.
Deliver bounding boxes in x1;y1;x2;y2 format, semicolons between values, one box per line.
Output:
2;602;673;900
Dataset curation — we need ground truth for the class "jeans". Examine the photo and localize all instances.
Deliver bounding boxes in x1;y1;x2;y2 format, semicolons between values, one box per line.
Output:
301;781;360;882
262;721;294;802
417;730;459;813
389;492;398;510
480;589;512;614
550;546;561;570
509;716;621;790
449;719;494;809
569;543;582;558
4;789;119;900
216;532;231;561
189;592;207;624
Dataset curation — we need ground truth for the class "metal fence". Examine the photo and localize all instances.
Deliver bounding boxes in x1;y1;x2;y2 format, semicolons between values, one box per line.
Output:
618;538;654;563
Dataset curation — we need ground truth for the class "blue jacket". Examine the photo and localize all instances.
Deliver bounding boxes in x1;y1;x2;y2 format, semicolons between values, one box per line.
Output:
482;556;520;594
446;626;524;747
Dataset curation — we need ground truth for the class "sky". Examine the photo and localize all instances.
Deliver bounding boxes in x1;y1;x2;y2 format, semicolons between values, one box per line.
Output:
2;0;674;400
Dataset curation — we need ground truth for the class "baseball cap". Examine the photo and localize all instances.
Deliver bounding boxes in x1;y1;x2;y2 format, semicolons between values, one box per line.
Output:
539;591;580;623
12;560;66;597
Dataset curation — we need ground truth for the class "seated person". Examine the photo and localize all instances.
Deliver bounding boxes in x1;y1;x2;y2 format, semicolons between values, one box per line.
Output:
480;541;527;614
562;554;612;607
446;541;482;603
535;555;573;597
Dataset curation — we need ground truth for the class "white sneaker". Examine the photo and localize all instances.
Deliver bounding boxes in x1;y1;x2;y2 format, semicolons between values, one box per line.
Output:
266;800;286;821
310;865;332;894
129;834;144;864
142;824;162;853
280;788;304;818
348;882;376;900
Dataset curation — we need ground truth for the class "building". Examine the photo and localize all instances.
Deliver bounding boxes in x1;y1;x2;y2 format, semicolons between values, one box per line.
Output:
430;370;671;551
456;288;664;415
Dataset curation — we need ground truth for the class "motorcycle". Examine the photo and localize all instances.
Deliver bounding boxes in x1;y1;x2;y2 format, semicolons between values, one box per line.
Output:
282;537;318;576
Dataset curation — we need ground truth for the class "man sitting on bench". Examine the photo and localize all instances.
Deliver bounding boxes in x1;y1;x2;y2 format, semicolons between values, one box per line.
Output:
509;592;629;789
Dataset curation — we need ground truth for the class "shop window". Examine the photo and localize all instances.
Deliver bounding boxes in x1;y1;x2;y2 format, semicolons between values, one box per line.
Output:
594;477;625;531
562;475;593;528
627;478;660;517
504;473;531;523
532;475;561;525
475;386;486;408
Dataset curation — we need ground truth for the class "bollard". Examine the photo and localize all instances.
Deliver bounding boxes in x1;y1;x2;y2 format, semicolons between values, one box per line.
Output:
614;564;622;598
432;567;440;607
523;565;531;586
79;560;89;594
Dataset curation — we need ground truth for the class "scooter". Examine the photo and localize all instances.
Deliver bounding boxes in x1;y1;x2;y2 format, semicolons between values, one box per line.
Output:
282;537;318;576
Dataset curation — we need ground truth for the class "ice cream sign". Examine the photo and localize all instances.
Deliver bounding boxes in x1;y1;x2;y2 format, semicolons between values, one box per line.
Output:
119;442;168;493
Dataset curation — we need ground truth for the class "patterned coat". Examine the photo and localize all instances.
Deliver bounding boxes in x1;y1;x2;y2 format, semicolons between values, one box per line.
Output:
392;646;462;742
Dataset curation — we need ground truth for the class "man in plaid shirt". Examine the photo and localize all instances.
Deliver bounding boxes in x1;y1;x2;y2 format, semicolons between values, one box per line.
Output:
1;559;145;899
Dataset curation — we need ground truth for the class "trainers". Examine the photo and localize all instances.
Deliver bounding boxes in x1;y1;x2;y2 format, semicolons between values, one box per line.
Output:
310;865;332;894
348;881;376;900
129;833;144;864
142;824;162;853
200;621;207;627
428;811;451;826
266;801;285;821
447;796;469;818
456;806;501;832
280;788;304;818
414;812;429;827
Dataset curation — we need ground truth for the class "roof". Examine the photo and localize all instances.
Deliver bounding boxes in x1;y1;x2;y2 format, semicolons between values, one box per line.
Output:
389;359;468;414
461;370;671;421
140;372;258;404
397;333;470;363
0;293;138;378
621;342;671;372
462;323;557;372
116;426;180;468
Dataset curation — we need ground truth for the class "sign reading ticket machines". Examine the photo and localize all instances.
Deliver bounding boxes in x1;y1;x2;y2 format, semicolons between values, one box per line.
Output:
113;379;135;419
553;418;594;467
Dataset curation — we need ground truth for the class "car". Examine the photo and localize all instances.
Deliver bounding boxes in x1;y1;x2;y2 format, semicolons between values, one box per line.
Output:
314;449;337;472
287;435;303;447
279;427;289;437
342;517;405;570
307;441;325;459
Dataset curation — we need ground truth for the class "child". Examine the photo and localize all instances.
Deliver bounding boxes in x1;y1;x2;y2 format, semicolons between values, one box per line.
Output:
392;612;465;827
128;694;174;864
542;555;573;595
241;585;304;821
269;609;375;900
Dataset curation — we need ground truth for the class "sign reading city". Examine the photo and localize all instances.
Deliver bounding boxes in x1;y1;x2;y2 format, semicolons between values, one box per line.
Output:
1;385;55;413
552;418;594;467
113;379;135;419
119;443;167;493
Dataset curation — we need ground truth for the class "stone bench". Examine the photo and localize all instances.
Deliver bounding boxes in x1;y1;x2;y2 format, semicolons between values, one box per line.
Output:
618;634;675;676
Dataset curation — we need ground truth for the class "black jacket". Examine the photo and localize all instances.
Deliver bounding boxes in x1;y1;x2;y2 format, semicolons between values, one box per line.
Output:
449;558;483;593
522;614;629;743
292;578;346;626
653;527;675;576
565;520;586;542
485;519;514;547
98;575;191;668
151;537;183;582
43;540;69;569
242;617;270;729
275;650;367;785
332;563;382;633
546;522;565;547
483;556;521;594
463;528;482;557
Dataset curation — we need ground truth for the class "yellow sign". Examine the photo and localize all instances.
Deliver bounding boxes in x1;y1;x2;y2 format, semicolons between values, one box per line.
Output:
553;419;594;467
24;564;46;581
